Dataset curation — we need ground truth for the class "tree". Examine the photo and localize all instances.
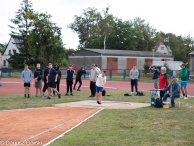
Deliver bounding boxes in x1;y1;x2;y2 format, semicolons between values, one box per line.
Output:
143;63;150;75
28;13;66;66
8;0;34;68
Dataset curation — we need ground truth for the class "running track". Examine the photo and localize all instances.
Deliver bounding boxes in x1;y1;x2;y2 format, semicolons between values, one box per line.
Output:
0;78;194;96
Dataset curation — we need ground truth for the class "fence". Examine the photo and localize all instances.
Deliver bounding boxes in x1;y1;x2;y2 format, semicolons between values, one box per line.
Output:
1;68;193;81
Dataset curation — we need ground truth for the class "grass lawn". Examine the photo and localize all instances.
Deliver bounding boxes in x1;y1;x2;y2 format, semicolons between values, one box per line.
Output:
0;91;194;145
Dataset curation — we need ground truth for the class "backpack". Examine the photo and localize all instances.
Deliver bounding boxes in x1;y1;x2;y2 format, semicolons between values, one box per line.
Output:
134;91;144;96
155;98;163;108
124;93;131;96
102;90;106;96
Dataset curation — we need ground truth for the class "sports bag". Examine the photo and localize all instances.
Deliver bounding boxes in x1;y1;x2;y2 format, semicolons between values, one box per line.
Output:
155;98;163;108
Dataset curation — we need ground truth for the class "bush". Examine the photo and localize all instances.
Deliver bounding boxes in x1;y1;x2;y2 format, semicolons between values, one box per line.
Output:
62;58;68;67
143;63;150;74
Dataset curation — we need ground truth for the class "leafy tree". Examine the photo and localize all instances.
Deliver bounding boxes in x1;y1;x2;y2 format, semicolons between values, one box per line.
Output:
8;0;34;68
163;61;171;75
143;63;150;75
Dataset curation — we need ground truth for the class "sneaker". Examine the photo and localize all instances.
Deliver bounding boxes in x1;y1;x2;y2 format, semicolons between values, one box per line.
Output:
184;97;188;99
77;89;81;91
58;93;61;99
180;95;185;99
89;95;93;97
41;95;44;98
73;88;76;90
97;101;101;104
33;95;38;98
47;97;51;99
28;96;30;98
65;93;69;96
70;93;73;96
51;94;55;97
130;92;134;95
171;106;175;108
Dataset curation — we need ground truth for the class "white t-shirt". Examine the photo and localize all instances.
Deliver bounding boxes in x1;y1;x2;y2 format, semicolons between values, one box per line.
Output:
96;74;106;87
96;67;101;74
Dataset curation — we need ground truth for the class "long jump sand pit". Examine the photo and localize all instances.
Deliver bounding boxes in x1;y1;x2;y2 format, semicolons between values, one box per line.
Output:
54;100;150;109
0;107;102;146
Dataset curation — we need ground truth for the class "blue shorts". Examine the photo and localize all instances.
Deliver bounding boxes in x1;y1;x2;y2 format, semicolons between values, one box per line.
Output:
96;85;103;93
180;81;187;87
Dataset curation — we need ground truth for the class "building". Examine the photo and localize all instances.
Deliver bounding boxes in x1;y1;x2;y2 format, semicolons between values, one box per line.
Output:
2;37;20;68
0;50;2;68
69;48;174;75
189;51;194;75
156;42;172;55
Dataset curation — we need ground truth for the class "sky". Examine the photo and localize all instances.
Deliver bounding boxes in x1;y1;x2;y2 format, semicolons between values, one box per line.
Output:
0;0;194;49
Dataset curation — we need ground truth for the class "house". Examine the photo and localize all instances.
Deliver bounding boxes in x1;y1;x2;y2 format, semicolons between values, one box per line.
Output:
0;50;2;68
69;48;174;76
189;51;194;75
156;42;172;55
2;37;21;68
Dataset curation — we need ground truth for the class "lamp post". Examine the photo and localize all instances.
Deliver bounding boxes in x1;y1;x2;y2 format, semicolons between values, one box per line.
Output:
152;49;155;60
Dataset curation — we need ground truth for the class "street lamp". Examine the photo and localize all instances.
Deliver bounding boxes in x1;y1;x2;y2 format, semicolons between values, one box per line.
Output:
152;49;155;60
142;38;148;51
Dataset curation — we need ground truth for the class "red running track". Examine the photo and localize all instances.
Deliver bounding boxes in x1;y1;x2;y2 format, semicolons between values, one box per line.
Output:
0;78;194;96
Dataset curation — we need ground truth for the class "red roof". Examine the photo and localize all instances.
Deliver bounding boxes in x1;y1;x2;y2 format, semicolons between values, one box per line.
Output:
156;42;165;50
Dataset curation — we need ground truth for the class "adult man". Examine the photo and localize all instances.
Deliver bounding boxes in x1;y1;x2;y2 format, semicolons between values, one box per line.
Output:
89;64;99;97
53;64;61;96
96;70;106;104
33;63;43;98
48;63;61;99
21;64;32;98
151;65;160;89
160;76;180;108
73;66;86;91
42;64;49;97
179;64;188;99
66;64;75;96
130;65;138;94
158;67;169;102
95;64;101;75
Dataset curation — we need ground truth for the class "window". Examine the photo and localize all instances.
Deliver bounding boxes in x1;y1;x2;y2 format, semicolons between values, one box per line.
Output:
107;58;109;62
9;50;11;55
145;59;149;62
150;59;153;62
4;60;6;66
161;47;164;50
114;58;117;62
161;59;164;61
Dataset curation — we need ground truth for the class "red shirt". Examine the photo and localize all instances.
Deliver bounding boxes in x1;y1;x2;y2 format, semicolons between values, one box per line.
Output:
159;73;169;89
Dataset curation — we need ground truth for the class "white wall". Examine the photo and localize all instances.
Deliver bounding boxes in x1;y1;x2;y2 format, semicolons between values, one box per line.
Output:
156;45;169;54
153;61;183;70
2;37;20;67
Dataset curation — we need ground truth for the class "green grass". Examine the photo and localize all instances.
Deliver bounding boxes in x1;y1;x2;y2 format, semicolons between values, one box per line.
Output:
0;91;194;145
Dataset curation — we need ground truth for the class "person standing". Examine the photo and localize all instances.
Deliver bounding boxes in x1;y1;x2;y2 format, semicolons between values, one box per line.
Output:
89;64;99;97
33;63;43;98
66;64;75;96
130;65;139;94
179;64;188;99
73;66;86;91
42;64;49;97
96;71;107;104
48;63;61;99
151;65;160;89
158;67;169;102
161;76;180;108
21;64;32;98
53;64;61;96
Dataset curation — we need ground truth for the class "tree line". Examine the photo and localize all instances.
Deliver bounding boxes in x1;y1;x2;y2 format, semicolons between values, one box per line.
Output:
8;0;68;69
69;7;194;64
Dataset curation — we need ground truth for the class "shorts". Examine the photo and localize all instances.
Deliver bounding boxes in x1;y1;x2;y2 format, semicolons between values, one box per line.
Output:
180;81;187;87
35;80;42;88
96;85;103;93
48;82;56;88
24;83;31;87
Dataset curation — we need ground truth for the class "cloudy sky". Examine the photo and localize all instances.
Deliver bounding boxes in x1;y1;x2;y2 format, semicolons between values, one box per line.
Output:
1;0;193;49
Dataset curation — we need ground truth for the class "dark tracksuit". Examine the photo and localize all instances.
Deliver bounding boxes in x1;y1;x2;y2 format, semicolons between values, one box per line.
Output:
42;67;49;92
74;69;86;90
53;64;61;95
66;69;75;93
34;69;42;81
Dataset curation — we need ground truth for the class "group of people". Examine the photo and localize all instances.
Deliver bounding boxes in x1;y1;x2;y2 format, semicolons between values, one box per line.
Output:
21;63;107;104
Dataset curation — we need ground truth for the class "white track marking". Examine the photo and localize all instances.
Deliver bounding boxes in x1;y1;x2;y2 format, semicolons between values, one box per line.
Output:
13;108;102;146
0;106;57;112
43;108;104;146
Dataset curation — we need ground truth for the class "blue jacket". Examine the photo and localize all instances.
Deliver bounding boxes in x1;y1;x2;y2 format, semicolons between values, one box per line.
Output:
49;68;58;82
160;81;180;96
152;68;160;79
21;69;33;83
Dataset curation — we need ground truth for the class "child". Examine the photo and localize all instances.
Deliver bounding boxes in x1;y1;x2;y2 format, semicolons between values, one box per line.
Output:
47;63;61;99
66;64;75;96
21;64;32;98
96;70;106;104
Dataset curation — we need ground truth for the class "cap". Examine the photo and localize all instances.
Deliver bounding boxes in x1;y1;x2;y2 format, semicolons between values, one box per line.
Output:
171;76;176;78
81;66;83;69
